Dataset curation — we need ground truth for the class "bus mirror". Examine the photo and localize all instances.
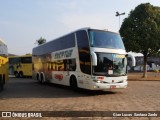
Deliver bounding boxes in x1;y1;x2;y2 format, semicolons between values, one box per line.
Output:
127;53;136;67
91;51;97;66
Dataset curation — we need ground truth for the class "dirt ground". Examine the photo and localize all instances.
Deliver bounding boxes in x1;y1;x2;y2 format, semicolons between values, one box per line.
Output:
128;72;160;81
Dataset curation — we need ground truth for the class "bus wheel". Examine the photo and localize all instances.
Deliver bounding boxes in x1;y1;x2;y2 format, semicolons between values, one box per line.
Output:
36;74;40;82
2;74;5;84
0;76;3;92
14;71;19;78
0;83;3;92
40;74;45;84
70;76;78;91
19;71;23;78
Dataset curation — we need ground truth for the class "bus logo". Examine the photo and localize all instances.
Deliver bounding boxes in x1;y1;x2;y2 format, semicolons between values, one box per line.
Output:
54;74;63;80
54;49;73;59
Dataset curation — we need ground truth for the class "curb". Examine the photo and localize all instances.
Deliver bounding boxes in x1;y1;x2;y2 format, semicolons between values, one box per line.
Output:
128;79;160;81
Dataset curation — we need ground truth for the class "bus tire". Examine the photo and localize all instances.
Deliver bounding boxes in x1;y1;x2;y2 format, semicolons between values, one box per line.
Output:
70;76;78;91
3;74;5;84
0;75;3;92
0;82;3;92
40;73;45;84
19;71;23;78
36;74;40;82
14;71;19;78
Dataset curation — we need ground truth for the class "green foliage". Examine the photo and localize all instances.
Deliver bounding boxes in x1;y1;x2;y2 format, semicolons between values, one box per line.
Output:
35;37;46;46
119;3;160;77
120;3;160;56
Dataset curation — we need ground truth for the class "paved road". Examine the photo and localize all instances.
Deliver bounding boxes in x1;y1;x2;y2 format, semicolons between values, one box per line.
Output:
0;78;160;119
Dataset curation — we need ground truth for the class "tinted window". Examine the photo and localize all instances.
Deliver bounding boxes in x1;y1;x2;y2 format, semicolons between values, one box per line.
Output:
9;58;20;64
21;57;32;63
89;30;125;49
76;30;91;75
33;34;75;55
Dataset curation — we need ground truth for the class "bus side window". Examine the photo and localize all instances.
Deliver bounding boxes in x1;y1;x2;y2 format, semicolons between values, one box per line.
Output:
64;59;76;71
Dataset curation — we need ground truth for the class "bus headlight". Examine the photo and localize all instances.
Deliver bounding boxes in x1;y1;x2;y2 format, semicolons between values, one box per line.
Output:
93;80;104;83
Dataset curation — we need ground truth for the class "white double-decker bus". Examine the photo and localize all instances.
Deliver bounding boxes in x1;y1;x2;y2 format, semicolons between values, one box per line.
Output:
32;28;135;90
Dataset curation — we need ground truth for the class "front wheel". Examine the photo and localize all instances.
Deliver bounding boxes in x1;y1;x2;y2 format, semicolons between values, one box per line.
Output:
70;76;78;91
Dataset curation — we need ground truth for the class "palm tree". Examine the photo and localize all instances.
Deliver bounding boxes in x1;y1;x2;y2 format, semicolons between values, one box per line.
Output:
35;37;46;45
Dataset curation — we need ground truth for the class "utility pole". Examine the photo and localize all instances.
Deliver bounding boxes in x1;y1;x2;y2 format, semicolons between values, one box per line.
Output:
115;11;125;29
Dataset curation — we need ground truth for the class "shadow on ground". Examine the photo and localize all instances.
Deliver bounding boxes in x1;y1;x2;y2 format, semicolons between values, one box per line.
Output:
0;78;119;98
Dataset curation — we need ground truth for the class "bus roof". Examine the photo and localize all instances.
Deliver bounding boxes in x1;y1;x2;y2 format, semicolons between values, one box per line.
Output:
33;27;90;49
9;54;32;58
33;27;116;49
0;39;7;45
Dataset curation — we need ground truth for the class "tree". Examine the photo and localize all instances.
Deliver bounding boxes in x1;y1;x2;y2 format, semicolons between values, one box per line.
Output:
35;37;46;45
119;3;160;78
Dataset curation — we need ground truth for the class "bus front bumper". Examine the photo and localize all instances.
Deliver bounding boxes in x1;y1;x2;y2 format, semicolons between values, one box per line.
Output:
90;81;128;90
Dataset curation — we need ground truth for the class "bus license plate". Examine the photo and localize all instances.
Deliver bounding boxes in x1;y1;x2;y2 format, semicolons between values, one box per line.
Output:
110;85;116;89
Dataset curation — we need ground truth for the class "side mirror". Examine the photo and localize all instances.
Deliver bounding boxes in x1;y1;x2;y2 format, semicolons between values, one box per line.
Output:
91;51;97;66
127;53;136;66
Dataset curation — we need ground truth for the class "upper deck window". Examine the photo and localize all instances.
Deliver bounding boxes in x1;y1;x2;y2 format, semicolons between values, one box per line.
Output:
89;30;125;50
0;43;8;57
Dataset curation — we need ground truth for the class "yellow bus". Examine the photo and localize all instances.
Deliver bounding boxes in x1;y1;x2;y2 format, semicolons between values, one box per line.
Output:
0;39;8;91
9;54;32;78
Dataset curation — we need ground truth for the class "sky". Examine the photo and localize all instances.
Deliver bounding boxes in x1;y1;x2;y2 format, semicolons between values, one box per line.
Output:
0;0;159;55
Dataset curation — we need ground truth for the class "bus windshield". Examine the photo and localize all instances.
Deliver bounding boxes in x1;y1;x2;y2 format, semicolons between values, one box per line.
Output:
89;30;125;49
93;53;127;76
